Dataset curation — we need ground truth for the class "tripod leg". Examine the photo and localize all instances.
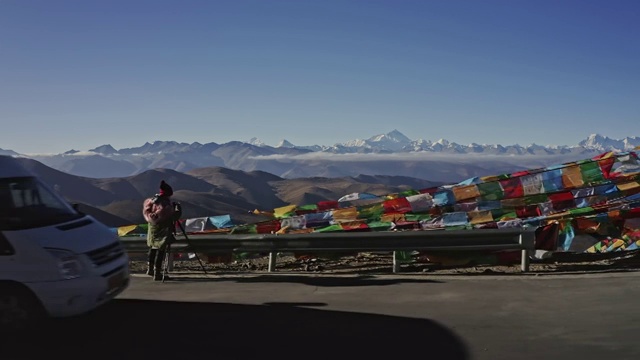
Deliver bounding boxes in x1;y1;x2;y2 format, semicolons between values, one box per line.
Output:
177;221;208;276
162;245;171;283
192;252;208;275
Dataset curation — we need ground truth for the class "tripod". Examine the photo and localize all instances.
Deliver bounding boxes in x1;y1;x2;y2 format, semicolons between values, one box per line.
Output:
162;220;209;282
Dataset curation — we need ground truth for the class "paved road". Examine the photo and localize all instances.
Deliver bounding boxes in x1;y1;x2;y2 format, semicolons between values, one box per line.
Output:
5;271;640;360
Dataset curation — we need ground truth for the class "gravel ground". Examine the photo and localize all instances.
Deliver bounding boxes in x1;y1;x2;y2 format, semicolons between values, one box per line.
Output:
128;250;640;276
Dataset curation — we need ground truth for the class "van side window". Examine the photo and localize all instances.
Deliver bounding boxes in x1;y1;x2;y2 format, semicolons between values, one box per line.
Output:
0;177;82;231
0;232;15;255
0;183;13;219
10;178;44;207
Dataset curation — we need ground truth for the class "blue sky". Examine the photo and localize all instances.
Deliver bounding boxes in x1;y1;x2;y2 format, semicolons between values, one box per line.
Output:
1;0;638;154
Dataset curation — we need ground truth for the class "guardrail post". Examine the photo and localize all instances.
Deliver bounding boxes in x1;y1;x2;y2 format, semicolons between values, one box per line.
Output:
521;249;529;272
520;232;532;272
392;251;400;273
268;252;277;272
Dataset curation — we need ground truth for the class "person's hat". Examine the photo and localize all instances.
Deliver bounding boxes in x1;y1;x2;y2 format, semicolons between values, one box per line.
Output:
158;180;173;197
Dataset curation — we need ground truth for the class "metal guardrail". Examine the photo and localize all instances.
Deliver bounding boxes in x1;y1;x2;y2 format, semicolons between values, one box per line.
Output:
120;227;538;273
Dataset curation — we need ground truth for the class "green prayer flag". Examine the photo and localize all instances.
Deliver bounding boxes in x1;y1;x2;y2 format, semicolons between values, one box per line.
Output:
476;181;504;201
314;224;344;233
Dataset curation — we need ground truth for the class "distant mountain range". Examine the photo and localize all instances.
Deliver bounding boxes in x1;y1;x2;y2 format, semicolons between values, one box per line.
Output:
2;131;639;183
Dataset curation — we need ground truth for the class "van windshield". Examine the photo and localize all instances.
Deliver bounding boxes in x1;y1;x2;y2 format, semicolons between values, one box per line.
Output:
0;176;83;231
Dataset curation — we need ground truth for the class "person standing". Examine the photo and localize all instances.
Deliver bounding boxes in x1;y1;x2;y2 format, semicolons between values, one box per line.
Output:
142;180;182;281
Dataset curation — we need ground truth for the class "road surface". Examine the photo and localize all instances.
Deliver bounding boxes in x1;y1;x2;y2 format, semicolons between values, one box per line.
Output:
4;270;640;360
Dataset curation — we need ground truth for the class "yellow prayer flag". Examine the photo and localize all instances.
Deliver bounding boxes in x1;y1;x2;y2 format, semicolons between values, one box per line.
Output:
468;210;493;225
546;211;571;221
332;207;358;222
452;184;480;202
273;204;297;219
480;175;503;182
381;213;406;223
117;224;139;237
500;198;526;208
616;181;640;192
562;165;584;188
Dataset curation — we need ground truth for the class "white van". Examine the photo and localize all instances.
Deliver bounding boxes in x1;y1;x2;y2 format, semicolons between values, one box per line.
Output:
0;155;130;332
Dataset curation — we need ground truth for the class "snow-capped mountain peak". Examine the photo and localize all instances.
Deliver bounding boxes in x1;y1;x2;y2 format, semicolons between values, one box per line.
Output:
434;138;449;146
580;134;606;148
343;139;368;147
364;129;412;151
248;137;266;147
578;133;639;151
276;139;295;148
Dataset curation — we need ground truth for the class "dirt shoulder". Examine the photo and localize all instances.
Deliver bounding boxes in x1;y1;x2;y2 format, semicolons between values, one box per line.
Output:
128;250;640;276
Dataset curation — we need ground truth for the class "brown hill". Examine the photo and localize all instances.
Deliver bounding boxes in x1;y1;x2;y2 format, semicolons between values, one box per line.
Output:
73;203;134;228
270;177;418;205
21;158;443;228
186;167;284;208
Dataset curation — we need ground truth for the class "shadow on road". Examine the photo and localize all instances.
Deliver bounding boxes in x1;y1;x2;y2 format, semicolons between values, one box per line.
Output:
4;299;469;360
193;274;444;286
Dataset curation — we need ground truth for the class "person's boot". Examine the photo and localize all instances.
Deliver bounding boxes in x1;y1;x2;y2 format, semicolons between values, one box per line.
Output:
153;268;170;281
146;249;156;276
153;249;170;281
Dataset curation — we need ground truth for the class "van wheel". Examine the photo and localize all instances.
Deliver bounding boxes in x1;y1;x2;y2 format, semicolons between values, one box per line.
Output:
0;284;46;334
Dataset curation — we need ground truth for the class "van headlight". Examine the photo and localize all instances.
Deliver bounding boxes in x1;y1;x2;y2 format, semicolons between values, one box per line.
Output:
46;249;83;279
